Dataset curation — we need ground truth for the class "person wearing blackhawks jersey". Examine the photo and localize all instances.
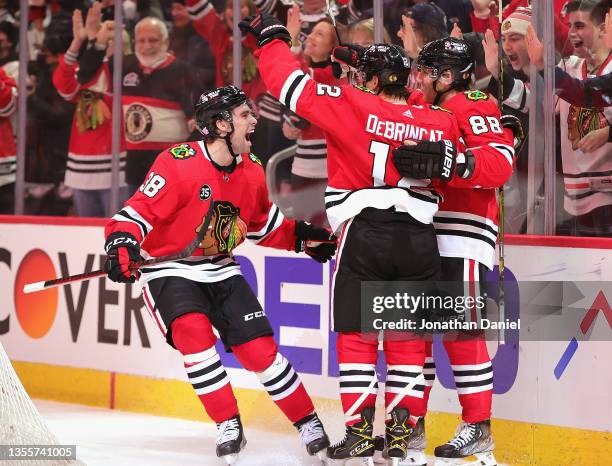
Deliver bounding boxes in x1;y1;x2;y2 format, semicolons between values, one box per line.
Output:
238;14;477;465
391;37;520;466
103;86;336;463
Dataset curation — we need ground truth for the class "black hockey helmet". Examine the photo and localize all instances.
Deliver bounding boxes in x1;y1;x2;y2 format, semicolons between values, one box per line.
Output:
416;37;474;91
356;44;411;90
195;85;249;139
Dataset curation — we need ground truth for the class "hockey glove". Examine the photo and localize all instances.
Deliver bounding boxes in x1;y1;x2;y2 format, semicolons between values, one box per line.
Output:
331;44;366;78
500;114;525;150
332;44;365;68
104;232;143;283
238;14;292;48
392;140;456;181
295;221;337;263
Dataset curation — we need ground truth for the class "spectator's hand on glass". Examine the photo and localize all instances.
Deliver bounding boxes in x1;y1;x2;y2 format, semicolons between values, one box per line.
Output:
450;23;463;39
96;21;115;47
282;121;302;140
72;9;86;43
577;127;609;153
482;29;499;79
85;1;103;41
287;5;301;46
525;25;544;71
397;15;420;59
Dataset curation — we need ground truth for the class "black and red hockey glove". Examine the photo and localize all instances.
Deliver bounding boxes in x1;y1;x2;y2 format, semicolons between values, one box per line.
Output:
295;221;337;263
238;14;292;48
331;44;366;78
332;44;365;69
500;114;525;150
104;232;143;283
392;140;457;181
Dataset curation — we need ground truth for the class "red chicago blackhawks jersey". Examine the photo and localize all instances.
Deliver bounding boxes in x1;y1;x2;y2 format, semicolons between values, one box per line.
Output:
409;89;515;269
53;53;126;190
105;141;296;283
257;40;462;234
0;67;16;188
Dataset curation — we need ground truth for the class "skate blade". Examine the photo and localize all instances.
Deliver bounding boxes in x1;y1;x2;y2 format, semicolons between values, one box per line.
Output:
433;452;497;466
386;458;404;466
315;450;328;464
222;453;240;465
399;449;427;465
221;438;247;465
325;457;376;466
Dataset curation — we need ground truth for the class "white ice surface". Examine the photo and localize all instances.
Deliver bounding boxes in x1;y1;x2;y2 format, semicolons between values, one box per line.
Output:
35;399;319;466
36;400;503;466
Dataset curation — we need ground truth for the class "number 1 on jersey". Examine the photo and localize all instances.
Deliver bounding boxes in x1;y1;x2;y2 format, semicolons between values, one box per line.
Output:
369;140;390;186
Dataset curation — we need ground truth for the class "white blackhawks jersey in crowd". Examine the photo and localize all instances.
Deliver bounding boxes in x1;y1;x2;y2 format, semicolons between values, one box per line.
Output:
557;54;612;216
105;141;296;284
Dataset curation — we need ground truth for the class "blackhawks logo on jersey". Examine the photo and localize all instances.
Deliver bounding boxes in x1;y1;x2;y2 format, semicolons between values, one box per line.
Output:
169;143;197;160
197;201;247;255
249;153;262;166
465;90;489;101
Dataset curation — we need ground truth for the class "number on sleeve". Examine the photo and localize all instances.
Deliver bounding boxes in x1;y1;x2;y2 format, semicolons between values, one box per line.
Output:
316;83;341;97
139;172;166;197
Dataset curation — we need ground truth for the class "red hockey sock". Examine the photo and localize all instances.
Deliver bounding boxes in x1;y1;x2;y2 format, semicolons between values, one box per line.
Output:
233;336;314;423
337;332;379;425
444;333;492;423
383;332;426;422
171;313;238;423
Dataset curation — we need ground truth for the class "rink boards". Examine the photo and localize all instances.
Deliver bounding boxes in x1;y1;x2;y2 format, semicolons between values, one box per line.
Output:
0;216;610;466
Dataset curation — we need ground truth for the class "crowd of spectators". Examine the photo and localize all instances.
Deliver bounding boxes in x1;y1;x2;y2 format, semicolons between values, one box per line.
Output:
0;0;610;237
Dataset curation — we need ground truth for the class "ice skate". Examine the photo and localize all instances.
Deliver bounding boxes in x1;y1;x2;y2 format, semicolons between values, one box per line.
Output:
295;412;330;462
400;416;427;466
382;408;411;466
216;414;246;465
433;420;496;466
326;406;376;465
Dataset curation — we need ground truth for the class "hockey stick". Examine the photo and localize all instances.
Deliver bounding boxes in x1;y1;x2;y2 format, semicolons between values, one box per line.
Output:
23;199;216;294
497;0;506;346
326;0;342;45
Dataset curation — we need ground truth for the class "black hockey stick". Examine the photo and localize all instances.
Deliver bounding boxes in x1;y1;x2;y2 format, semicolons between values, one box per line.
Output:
23;199;215;293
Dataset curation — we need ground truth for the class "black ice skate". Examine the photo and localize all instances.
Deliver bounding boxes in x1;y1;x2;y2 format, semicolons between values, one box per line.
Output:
326;406;376;465
294;412;330;461
401;416;427;466
216;414;246;465
382;408;411;466
433;420;497;466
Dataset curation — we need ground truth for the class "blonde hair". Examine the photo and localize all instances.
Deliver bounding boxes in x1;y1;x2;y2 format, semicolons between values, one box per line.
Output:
348;18;391;45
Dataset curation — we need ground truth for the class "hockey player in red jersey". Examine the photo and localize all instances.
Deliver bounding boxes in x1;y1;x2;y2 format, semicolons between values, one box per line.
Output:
239;14;469;465
103;86;336;464
392;37;520;466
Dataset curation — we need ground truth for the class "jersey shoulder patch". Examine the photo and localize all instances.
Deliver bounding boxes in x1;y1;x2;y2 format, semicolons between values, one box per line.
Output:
464;90;490;101
168;143;197;160
429;104;453;114
248;153;263;166
352;84;375;94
